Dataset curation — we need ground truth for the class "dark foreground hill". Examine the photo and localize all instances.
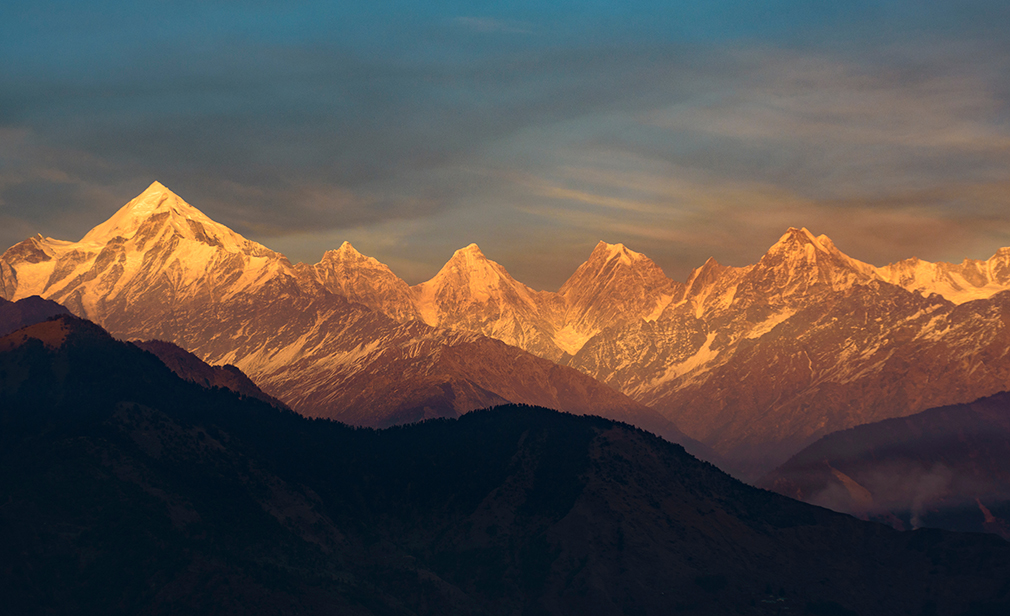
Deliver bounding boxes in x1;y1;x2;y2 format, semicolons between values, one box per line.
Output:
761;391;1010;539
131;339;288;409
2;316;1010;615
0;295;69;336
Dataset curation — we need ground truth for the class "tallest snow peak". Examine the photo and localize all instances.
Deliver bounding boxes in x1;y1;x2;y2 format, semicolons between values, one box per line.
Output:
81;180;211;244
128;181;193;216
76;181;270;257
141;180;171;195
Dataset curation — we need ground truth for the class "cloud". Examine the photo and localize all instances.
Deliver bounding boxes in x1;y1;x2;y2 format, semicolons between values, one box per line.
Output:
0;33;709;253
492;43;1010;280
806;461;963;528
2;4;1010;288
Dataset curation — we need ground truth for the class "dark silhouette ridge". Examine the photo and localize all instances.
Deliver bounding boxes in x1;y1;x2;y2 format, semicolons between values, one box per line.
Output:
132;339;289;409
0;295;70;336
2;315;1010;615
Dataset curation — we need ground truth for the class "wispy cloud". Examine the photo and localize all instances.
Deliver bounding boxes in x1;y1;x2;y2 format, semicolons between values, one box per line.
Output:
2;3;1010;287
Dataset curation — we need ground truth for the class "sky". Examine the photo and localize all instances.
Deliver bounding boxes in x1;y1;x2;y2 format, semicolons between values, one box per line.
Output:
2;1;1009;289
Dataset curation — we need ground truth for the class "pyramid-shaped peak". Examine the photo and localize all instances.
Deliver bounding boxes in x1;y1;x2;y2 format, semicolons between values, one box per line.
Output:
560;240;670;300
126;181;199;216
320;241;391;271
82;181;209;242
758;227;878;288
764;227;834;256
782;226;820;243
767;228;870;270
334;241;364;257
140;180;170;195
424;243;526;289
594;240;632;255
321;241;365;259
590;240;647;267
441;243;490;268
76;182;261;255
702;256;721;267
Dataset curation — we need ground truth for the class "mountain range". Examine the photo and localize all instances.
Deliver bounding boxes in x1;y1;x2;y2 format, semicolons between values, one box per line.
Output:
3;314;1009;615
0;183;702;457
5;181;1010;475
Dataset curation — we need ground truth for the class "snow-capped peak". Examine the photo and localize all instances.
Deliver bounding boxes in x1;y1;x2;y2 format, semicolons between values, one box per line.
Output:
425;244;509;284
78;181;258;254
2;182;289;313
321;241;385;269
762;227;871;270
562;240;670;293
767;227;828;255
411;243;541;326
428;243;512;286
452;243;485;260
592;240;646;267
751;227;880;296
335;241;362;256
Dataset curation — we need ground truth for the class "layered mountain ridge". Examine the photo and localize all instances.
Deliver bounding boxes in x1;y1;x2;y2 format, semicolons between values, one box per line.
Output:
0;296;70;337
4;315;1010;615
0;183;699;458
760;390;1010;539
6;181;1010;475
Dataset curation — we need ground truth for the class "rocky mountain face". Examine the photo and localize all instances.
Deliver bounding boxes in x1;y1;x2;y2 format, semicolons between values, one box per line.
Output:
410;244;567;361
297;240;421;321
878;246;1010;303
8;183;1010;476
4;317;1010;616
556;241;683;354
548;228;1010;474
306;225;1010;476
760;390;1010;539
0;183;688;455
252;319;713;463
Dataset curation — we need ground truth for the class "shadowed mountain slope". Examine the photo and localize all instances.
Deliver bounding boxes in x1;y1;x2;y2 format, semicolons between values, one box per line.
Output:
761;391;1010;539
131;339;288;409
0;295;69;336
2;316;1010;615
